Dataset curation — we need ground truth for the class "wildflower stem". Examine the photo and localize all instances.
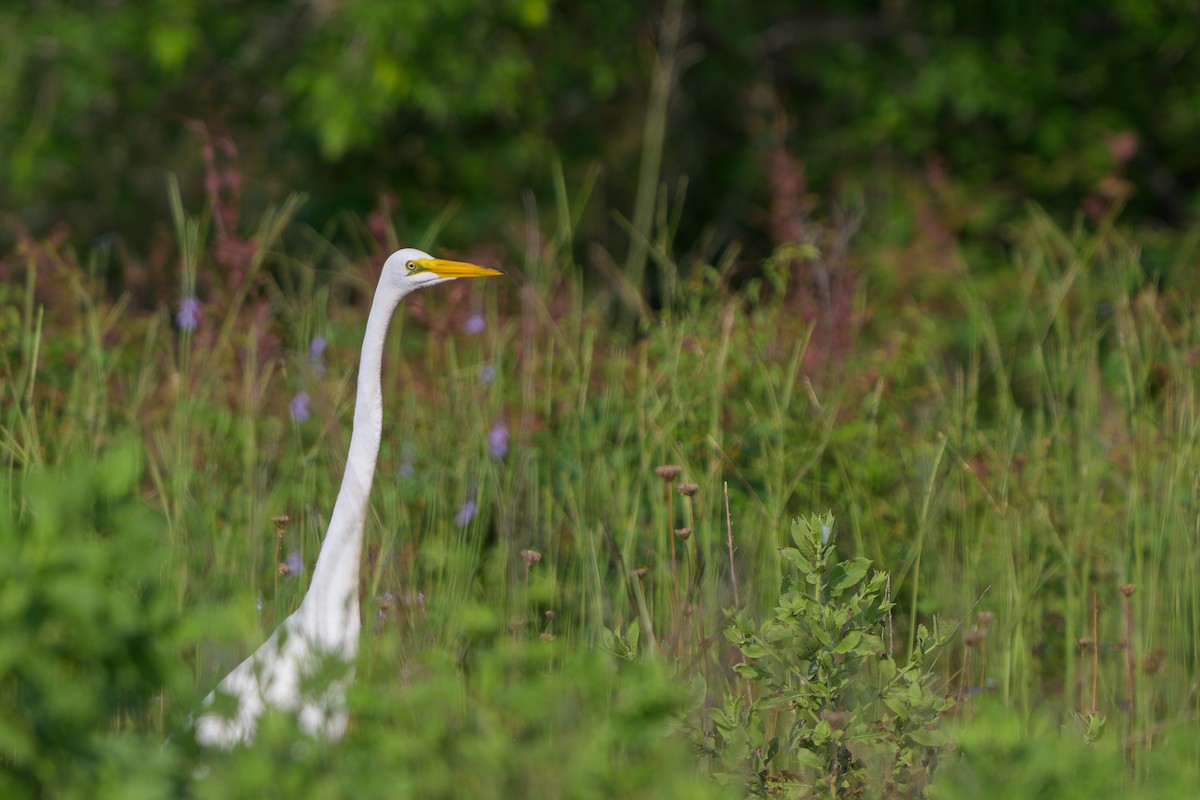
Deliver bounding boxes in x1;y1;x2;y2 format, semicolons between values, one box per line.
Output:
724;481;740;608
1091;585;1099;714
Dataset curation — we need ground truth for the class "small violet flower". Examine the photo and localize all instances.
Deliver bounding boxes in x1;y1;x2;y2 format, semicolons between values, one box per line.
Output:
308;335;327;362
398;443;415;479
455;498;477;528
290;391;311;422
479;364;496;386
309;335;328;372
463;312;486;335
487;422;509;460
177;296;202;331
283;550;304;576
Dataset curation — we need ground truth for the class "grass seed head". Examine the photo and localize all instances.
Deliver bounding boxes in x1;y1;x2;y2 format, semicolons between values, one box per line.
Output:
655;465;683;483
678;482;699;497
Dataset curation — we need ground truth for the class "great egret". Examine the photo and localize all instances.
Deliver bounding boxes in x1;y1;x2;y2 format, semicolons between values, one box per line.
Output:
194;248;502;747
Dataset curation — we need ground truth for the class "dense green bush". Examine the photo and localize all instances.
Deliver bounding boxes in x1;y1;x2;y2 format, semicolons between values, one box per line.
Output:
0;439;186;797
191;640;731;800
5;2;1197;260
710;514;953;798
933;710;1200;800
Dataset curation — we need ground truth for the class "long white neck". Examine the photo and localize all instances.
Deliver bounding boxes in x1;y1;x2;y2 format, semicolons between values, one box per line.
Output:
299;285;402;652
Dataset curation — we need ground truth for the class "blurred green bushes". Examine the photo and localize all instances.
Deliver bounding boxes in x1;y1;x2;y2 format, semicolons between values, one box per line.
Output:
0;440;732;799
0;438;185;797
4;1;1198;260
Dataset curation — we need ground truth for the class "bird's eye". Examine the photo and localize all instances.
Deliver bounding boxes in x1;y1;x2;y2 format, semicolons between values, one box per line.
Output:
405;260;416;271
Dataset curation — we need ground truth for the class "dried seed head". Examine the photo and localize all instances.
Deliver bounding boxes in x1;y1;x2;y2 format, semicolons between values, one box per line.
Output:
544;610;556;621
1119;583;1136;598
539;632;557;641
675;527;692;540
273;514;290;536
977;611;996;626
278;562;293;577
963;628;987;648
678;482;699;497
520;548;542;566
1075;637;1093;654
633;566;649;578
655;465;683;483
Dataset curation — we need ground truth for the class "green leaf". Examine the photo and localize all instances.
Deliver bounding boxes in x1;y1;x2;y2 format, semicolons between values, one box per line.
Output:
148;22;199;74
907;728;948;747
828;557;871;592
732;662;768;681
96;436;142;498
834;629;863;654
858;632;885;654
882;696;909;717
793;747;826;772
741;642;770;659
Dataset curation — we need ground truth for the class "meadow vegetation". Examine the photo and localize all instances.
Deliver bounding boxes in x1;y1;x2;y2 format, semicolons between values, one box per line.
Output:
2;176;1199;797
4;3;1200;796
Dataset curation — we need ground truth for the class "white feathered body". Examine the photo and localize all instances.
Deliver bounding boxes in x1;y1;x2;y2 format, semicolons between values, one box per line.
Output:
191;249;498;748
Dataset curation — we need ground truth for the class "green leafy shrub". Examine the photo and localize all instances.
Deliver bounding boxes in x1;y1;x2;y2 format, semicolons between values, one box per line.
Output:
0;438;186;798
708;514;953;798
188;635;733;800
933;709;1200;800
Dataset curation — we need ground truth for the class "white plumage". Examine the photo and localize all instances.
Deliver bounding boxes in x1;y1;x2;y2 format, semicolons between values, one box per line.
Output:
194;248;502;747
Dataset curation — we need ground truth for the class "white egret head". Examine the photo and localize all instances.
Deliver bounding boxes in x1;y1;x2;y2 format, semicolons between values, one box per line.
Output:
381;248;503;297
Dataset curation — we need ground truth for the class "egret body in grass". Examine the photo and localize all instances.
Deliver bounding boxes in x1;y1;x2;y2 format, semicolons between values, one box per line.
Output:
194;249;502;747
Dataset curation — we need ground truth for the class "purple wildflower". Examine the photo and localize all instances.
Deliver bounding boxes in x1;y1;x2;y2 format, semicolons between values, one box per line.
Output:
463;312;486;335
377;590;396;625
177;296;202;331
289;391;311;422
284;550;304;576
455;499;477;527
487;422;509;460
398;443;415;479
308;336;328;376
479;364;496;386
308;335;327;361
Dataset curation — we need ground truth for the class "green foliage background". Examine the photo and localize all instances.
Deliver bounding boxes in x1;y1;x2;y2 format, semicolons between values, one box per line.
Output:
5;1;1199;254
4;1;1200;797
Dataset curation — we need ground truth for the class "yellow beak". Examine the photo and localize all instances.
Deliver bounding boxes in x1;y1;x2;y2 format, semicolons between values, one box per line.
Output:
415;258;504;278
